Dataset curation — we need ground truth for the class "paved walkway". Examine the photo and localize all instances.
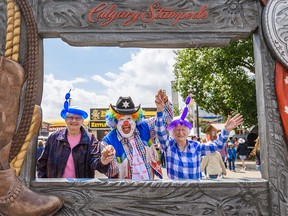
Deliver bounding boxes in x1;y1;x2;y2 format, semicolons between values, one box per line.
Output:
201;160;262;180
158;160;261;180
95;159;262;180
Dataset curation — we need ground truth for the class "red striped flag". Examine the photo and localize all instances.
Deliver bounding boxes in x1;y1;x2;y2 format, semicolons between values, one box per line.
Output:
276;61;288;145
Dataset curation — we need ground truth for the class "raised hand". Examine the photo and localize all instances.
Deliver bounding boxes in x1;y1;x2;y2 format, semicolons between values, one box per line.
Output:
224;114;243;132
101;145;116;165
155;89;166;112
158;89;168;103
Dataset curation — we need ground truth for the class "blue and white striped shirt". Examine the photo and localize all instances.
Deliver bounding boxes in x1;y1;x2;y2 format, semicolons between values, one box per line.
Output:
155;112;230;180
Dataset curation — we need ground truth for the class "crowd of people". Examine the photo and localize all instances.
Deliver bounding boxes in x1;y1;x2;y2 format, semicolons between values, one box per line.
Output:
36;90;261;180
200;135;261;179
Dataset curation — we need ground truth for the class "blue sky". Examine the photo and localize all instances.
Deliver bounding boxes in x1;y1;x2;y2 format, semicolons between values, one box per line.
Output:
42;39;179;120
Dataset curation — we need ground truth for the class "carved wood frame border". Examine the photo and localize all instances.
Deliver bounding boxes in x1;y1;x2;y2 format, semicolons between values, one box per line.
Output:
1;0;286;215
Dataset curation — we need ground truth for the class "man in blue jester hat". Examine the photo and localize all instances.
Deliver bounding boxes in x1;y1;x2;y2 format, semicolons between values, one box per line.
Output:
102;89;173;180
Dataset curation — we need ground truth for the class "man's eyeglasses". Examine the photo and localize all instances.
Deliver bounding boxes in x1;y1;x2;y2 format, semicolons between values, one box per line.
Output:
66;116;83;121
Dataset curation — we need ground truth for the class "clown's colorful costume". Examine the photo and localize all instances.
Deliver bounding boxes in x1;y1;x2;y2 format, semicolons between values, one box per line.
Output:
102;95;173;180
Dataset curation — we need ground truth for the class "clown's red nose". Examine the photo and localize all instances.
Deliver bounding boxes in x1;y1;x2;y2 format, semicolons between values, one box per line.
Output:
123;120;130;126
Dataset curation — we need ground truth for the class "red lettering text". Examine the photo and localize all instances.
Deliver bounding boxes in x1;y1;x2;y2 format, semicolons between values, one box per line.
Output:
87;2;209;27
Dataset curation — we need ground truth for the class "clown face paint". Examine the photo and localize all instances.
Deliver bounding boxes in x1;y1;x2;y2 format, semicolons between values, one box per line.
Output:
116;115;136;138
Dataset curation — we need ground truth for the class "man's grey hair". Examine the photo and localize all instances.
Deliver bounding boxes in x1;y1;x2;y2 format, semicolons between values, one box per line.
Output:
168;125;191;139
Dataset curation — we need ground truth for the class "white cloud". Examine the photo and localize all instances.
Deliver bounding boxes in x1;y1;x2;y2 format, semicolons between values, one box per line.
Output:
92;48;177;107
42;74;110;119
42;48;178;120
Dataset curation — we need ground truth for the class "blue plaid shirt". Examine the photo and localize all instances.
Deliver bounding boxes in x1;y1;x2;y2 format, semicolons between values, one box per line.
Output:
155;112;229;180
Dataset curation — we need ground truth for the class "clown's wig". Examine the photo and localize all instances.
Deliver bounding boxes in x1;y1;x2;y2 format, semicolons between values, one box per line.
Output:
105;105;144;128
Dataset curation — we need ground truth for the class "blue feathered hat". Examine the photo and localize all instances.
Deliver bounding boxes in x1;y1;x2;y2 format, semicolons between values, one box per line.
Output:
60;90;88;119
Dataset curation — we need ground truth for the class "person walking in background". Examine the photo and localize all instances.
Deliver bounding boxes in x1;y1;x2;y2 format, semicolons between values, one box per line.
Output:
201;151;227;179
191;135;197;141
233;137;239;152
160;148;166;168
228;137;234;144
250;136;261;171
236;138;248;170
227;142;237;172
36;140;45;160
37;90;116;178
201;138;207;143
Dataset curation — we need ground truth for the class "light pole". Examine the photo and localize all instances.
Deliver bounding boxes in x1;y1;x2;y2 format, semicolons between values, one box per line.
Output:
196;104;200;138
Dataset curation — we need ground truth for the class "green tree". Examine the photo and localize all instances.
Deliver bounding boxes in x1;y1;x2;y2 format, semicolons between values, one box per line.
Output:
173;36;257;127
173;104;181;117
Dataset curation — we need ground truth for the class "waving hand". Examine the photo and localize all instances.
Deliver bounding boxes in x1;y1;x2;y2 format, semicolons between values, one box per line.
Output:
224;114;243;132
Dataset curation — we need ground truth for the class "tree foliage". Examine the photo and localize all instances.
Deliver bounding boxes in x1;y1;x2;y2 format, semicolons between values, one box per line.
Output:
173;36;257;127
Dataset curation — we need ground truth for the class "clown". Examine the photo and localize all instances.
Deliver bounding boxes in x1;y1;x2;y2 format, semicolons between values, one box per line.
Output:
102;90;173;180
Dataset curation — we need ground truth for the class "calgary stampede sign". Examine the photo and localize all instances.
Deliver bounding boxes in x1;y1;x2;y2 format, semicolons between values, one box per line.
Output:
86;2;209;26
0;0;288;215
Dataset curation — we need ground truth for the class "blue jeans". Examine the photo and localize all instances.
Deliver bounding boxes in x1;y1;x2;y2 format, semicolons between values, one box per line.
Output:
228;159;235;171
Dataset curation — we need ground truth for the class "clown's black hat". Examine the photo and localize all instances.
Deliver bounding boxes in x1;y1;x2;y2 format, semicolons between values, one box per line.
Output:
111;96;140;115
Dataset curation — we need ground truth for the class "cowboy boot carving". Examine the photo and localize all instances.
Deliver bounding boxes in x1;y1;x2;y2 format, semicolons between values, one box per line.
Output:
0;56;63;216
